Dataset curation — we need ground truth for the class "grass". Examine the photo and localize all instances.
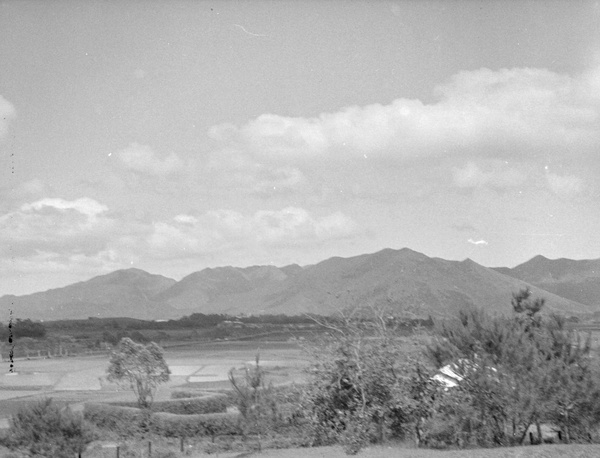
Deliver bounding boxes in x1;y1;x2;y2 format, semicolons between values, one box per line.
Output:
247;444;600;458
2;440;596;458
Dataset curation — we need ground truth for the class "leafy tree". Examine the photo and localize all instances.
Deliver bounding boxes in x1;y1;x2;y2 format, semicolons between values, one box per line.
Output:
107;337;170;408
405;362;442;447
229;353;279;451
2;398;96;457
428;289;600;446
0;318;46;340
302;306;420;454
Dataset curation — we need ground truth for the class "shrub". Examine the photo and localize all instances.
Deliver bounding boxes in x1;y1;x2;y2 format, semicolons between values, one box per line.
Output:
150;411;241;438
3;398;96;458
171;390;205;399
229;353;282;452
83;403;151;437
84;402;241;438
112;393;228;415
302;308;418;453
428;289;600;447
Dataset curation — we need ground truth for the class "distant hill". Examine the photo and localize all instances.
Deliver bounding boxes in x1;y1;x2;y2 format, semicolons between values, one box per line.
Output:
0;249;594;321
494;255;600;308
233;248;588;318
0;268;177;321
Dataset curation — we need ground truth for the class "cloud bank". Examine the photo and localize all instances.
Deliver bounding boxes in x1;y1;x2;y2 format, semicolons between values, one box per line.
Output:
146;207;360;259
208;67;600;162
0;197;360;276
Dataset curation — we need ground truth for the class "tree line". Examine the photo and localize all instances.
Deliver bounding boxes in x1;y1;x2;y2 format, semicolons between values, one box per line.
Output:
299;289;600;453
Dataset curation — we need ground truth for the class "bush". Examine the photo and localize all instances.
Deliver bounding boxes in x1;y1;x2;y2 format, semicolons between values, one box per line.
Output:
171;390;205;399
83;403;152;437
427;289;600;447
84;402;241;438
302;309;419;453
229;354;281;437
3;398;96;457
150;411;241;438
112;393;228;414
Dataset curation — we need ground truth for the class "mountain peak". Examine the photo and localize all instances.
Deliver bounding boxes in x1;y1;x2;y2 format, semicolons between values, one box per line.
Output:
372;247;428;259
495;254;600;307
1;248;594;320
527;254;550;264
398;247;422;255
90;268;171;285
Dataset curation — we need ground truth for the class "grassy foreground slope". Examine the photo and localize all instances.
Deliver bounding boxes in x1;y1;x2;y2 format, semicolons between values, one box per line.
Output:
250;444;600;458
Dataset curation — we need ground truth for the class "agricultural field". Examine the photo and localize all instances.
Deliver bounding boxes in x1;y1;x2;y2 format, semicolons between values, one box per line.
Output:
0;340;308;430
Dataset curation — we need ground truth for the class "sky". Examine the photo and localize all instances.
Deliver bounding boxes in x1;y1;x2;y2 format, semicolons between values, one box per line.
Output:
1;0;600;296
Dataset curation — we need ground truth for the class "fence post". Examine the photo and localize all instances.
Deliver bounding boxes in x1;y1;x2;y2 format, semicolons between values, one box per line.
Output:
148;440;152;457
180;436;184;452
116;445;120;458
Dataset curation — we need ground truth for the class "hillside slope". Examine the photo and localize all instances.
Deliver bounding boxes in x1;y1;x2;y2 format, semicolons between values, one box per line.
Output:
0;250;593;320
0;269;177;321
494;255;600;308
156;248;591;318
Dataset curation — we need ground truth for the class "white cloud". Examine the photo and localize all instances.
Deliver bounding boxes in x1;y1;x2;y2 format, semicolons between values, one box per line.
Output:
452;161;526;189
145;207;360;259
245;207;358;243
0;95;16;139
1;194;360;266
173;214;198;224
21;197;108;218
1;197;113;258
0;192;362;293
116;143;184;176
468;238;488;246
208;67;600;162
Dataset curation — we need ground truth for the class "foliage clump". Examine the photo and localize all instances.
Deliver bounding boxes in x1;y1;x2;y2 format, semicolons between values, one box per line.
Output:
0;318;46;340
428;288;600;447
107;337;170;408
112;393;228;414
298;292;600;454
1;398;96;457
300;307;430;454
229;353;281;451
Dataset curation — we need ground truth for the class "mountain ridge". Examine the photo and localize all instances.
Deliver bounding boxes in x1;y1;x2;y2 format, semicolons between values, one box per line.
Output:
493;255;600;308
1;248;596;321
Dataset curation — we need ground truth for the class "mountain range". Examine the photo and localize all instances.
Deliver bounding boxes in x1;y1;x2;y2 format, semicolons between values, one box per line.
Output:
1;248;598;321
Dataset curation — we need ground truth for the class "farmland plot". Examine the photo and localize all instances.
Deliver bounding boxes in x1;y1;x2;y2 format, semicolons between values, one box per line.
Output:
0;340;308;426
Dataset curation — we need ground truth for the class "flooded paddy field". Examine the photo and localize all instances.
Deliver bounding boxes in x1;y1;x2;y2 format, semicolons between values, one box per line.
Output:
0;340;309;428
